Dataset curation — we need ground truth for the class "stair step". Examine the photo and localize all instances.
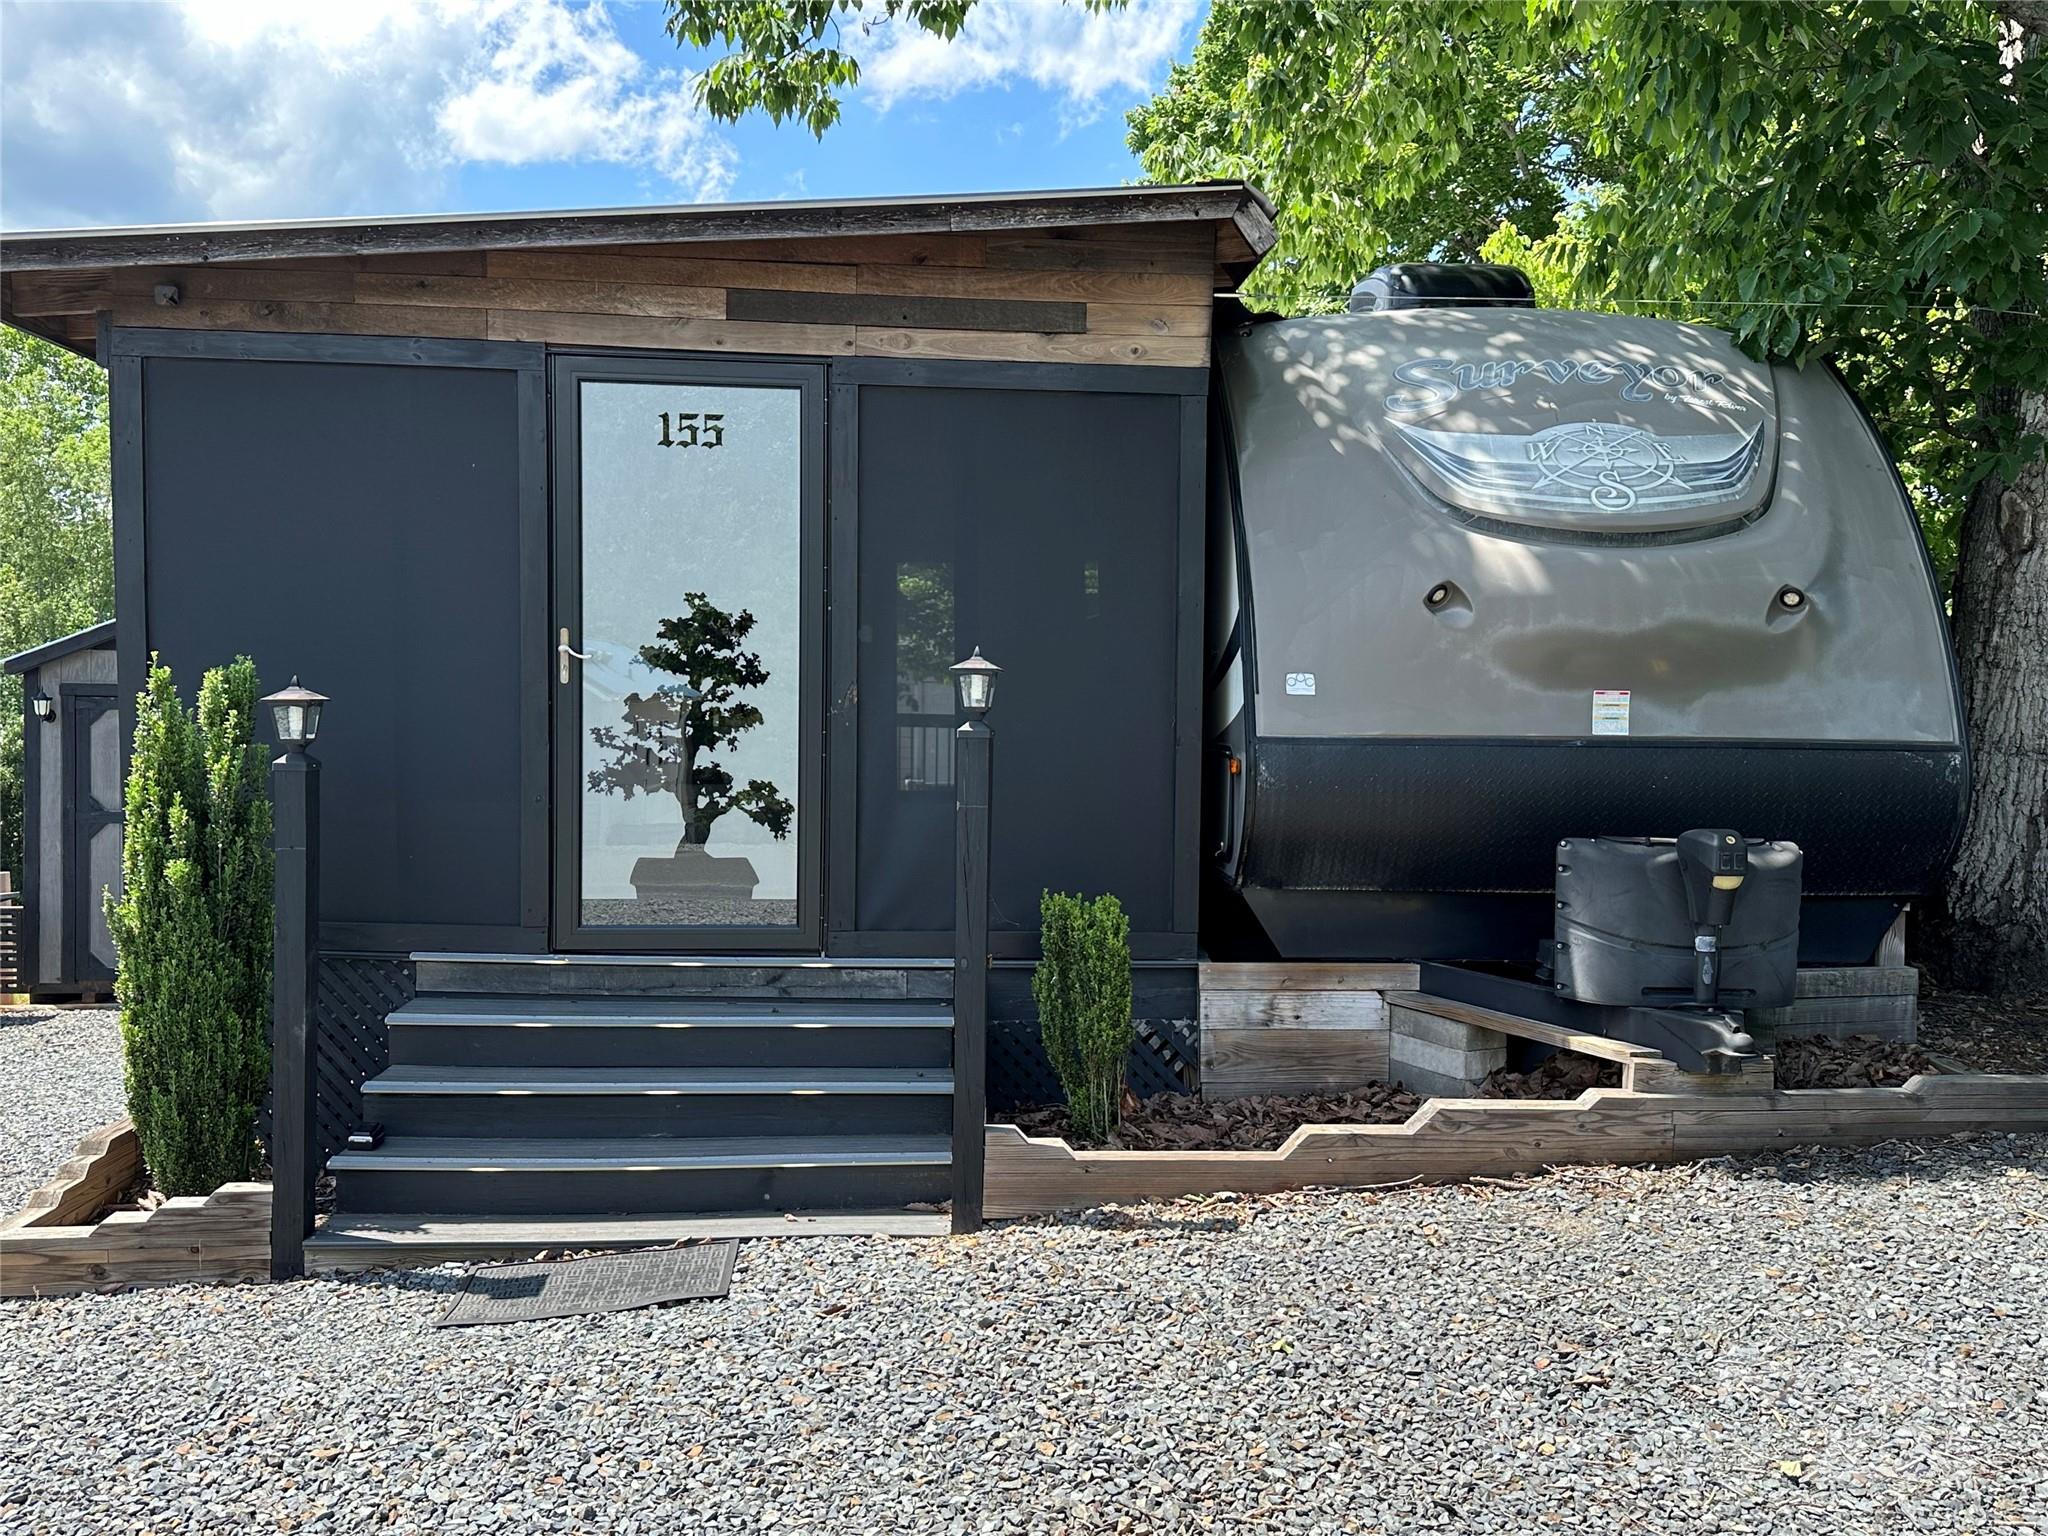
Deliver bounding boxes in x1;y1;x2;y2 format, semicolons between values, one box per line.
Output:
330;1135;952;1216
365;1065;954;1094
388;997;954;1070
305;1208;948;1273
333;1134;952;1171
412;952;952;1001
360;1066;953;1137
392;996;955;1026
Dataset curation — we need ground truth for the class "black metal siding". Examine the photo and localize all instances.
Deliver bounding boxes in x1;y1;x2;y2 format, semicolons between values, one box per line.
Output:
134;348;544;948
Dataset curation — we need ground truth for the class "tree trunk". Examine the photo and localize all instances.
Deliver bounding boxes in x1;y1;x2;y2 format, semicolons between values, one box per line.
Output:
1936;384;2048;991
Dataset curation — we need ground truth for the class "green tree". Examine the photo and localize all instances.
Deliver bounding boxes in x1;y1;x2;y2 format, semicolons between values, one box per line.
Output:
587;592;795;850
1033;890;1135;1144
0;327;113;875
107;658;273;1197
658;0;2048;989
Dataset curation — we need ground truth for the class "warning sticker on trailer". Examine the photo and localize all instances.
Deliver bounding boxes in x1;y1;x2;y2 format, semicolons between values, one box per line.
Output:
1591;689;1631;735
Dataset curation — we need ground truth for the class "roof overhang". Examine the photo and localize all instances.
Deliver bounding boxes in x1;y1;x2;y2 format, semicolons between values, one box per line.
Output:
2;181;1273;274
3;619;116;675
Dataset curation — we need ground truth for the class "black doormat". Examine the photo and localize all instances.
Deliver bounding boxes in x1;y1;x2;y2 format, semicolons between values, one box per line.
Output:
434;1241;738;1327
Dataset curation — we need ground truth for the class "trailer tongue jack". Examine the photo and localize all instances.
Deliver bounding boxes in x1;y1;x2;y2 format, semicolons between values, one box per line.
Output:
1418;829;1800;1075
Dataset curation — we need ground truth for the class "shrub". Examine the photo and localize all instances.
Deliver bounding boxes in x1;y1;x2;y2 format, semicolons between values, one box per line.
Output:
1033;890;1134;1143
107;657;273;1196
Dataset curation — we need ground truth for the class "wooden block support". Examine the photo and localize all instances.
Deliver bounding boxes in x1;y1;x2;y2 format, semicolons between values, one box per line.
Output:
1750;966;1919;1042
1197;963;1416;1098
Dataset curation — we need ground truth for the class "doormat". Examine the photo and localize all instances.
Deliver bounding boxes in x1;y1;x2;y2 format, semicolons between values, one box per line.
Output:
434;1241;738;1327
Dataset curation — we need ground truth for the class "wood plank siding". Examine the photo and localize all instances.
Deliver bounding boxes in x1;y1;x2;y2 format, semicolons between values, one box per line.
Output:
5;222;1221;367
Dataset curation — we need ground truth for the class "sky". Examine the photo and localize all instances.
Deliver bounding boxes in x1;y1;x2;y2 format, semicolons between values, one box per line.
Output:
0;0;1207;232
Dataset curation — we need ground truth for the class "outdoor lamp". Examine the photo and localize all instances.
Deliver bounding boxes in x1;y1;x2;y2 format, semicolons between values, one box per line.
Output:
30;691;53;722
949;647;1001;717
262;677;327;752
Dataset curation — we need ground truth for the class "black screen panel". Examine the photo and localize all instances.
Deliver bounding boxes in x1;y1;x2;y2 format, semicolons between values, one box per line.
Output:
854;385;1182;934
141;356;527;934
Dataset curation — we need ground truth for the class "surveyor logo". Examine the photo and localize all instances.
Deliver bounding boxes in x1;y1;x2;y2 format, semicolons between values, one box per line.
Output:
1395;418;1765;513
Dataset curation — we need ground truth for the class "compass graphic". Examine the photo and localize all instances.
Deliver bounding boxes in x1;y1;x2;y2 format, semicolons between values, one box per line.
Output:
1526;422;1679;511
1392;418;1763;516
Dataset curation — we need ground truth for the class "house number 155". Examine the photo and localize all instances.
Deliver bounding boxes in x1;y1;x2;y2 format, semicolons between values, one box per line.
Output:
657;412;725;449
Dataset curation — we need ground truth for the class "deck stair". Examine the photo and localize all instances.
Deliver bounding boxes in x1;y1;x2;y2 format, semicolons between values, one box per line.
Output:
310;954;955;1269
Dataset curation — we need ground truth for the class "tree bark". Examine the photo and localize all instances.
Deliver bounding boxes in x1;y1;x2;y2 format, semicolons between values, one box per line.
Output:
1936;382;2048;990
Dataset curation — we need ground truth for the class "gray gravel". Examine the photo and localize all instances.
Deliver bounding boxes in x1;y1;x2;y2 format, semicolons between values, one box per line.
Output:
4;1133;2045;1534
0;1006;124;1212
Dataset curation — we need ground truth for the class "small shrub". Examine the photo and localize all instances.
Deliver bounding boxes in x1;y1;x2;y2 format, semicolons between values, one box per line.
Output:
107;656;273;1196
1033;890;1134;1143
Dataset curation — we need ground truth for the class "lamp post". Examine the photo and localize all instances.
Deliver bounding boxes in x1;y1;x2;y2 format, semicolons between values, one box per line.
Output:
947;647;999;1234
263;677;326;1280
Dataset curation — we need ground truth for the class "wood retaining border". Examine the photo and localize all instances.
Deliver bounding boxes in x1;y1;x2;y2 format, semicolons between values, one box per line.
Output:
0;1119;271;1298
982;1073;2048;1218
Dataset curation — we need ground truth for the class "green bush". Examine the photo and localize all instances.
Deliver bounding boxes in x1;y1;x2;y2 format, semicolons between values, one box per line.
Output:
1032;890;1134;1143
107;657;273;1196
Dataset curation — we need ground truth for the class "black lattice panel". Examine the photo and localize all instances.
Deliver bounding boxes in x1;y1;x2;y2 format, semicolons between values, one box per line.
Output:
986;1014;1199;1112
311;956;413;1165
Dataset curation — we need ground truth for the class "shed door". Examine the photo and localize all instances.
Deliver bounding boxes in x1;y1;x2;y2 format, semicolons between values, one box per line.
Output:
551;357;825;952
64;687;122;983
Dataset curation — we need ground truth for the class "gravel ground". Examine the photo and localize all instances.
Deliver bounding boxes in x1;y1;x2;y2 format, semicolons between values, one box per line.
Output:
0;1006;123;1212
4;1134;2046;1535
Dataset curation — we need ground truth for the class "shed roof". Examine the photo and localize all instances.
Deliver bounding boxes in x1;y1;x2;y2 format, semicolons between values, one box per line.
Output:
3;620;116;675
0;181;1274;276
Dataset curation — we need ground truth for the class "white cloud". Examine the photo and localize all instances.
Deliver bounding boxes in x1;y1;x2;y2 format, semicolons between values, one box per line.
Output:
0;0;734;229
856;0;1198;112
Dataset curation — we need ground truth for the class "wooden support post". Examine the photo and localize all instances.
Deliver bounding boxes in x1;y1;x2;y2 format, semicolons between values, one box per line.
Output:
950;717;992;1234
268;748;319;1280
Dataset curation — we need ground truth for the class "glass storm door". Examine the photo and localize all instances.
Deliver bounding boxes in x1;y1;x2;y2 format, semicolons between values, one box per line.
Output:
551;358;824;951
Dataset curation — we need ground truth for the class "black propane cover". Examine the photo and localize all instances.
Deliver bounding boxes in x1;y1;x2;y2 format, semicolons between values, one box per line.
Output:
1553;837;1802;1009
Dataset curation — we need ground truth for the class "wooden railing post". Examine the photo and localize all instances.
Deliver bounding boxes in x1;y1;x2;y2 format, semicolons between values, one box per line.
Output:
268;747;319;1280
950;716;992;1234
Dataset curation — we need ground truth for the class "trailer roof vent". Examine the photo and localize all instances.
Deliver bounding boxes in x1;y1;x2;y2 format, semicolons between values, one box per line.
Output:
1348;262;1536;314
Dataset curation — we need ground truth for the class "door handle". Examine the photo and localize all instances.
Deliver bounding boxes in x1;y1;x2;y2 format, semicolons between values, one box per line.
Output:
557;627;591;685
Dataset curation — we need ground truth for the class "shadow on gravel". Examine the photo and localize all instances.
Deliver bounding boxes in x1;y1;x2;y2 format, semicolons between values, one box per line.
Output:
0;1008;62;1029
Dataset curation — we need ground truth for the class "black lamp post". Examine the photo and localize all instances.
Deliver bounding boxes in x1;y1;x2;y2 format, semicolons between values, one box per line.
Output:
947;647;999;1233
262;677;324;1280
265;677;327;752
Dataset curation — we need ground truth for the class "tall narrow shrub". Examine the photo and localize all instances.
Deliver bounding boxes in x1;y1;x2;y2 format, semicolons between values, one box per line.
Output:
1033;891;1134;1144
107;657;273;1195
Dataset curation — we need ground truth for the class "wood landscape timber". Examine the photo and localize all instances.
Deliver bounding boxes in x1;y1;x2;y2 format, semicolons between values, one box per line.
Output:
981;1072;2048;1218
0;1119;272;1297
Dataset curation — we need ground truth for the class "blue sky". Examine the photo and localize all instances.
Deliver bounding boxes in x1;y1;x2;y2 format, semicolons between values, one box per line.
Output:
0;0;1206;231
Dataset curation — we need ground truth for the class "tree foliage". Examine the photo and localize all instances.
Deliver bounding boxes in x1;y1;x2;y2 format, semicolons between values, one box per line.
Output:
587;592;795;849
0;327;113;874
107;658;273;1198
1033;890;1134;1144
664;0;978;135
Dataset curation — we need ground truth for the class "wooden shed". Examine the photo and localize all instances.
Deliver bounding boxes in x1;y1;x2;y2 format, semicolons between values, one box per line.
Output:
3;620;121;997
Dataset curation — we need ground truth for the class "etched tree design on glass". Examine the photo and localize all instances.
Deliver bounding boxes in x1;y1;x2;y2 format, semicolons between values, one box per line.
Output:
587;591;794;855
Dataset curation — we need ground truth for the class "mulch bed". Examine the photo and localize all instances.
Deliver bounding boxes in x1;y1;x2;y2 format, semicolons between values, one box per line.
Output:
1773;1034;1948;1090
1005;1084;1423;1151
1476;1053;1621;1098
1004;1054;1633;1151
1917;986;2048;1075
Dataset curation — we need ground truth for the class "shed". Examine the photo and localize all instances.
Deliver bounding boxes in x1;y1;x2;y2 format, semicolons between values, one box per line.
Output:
4;620;121;996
